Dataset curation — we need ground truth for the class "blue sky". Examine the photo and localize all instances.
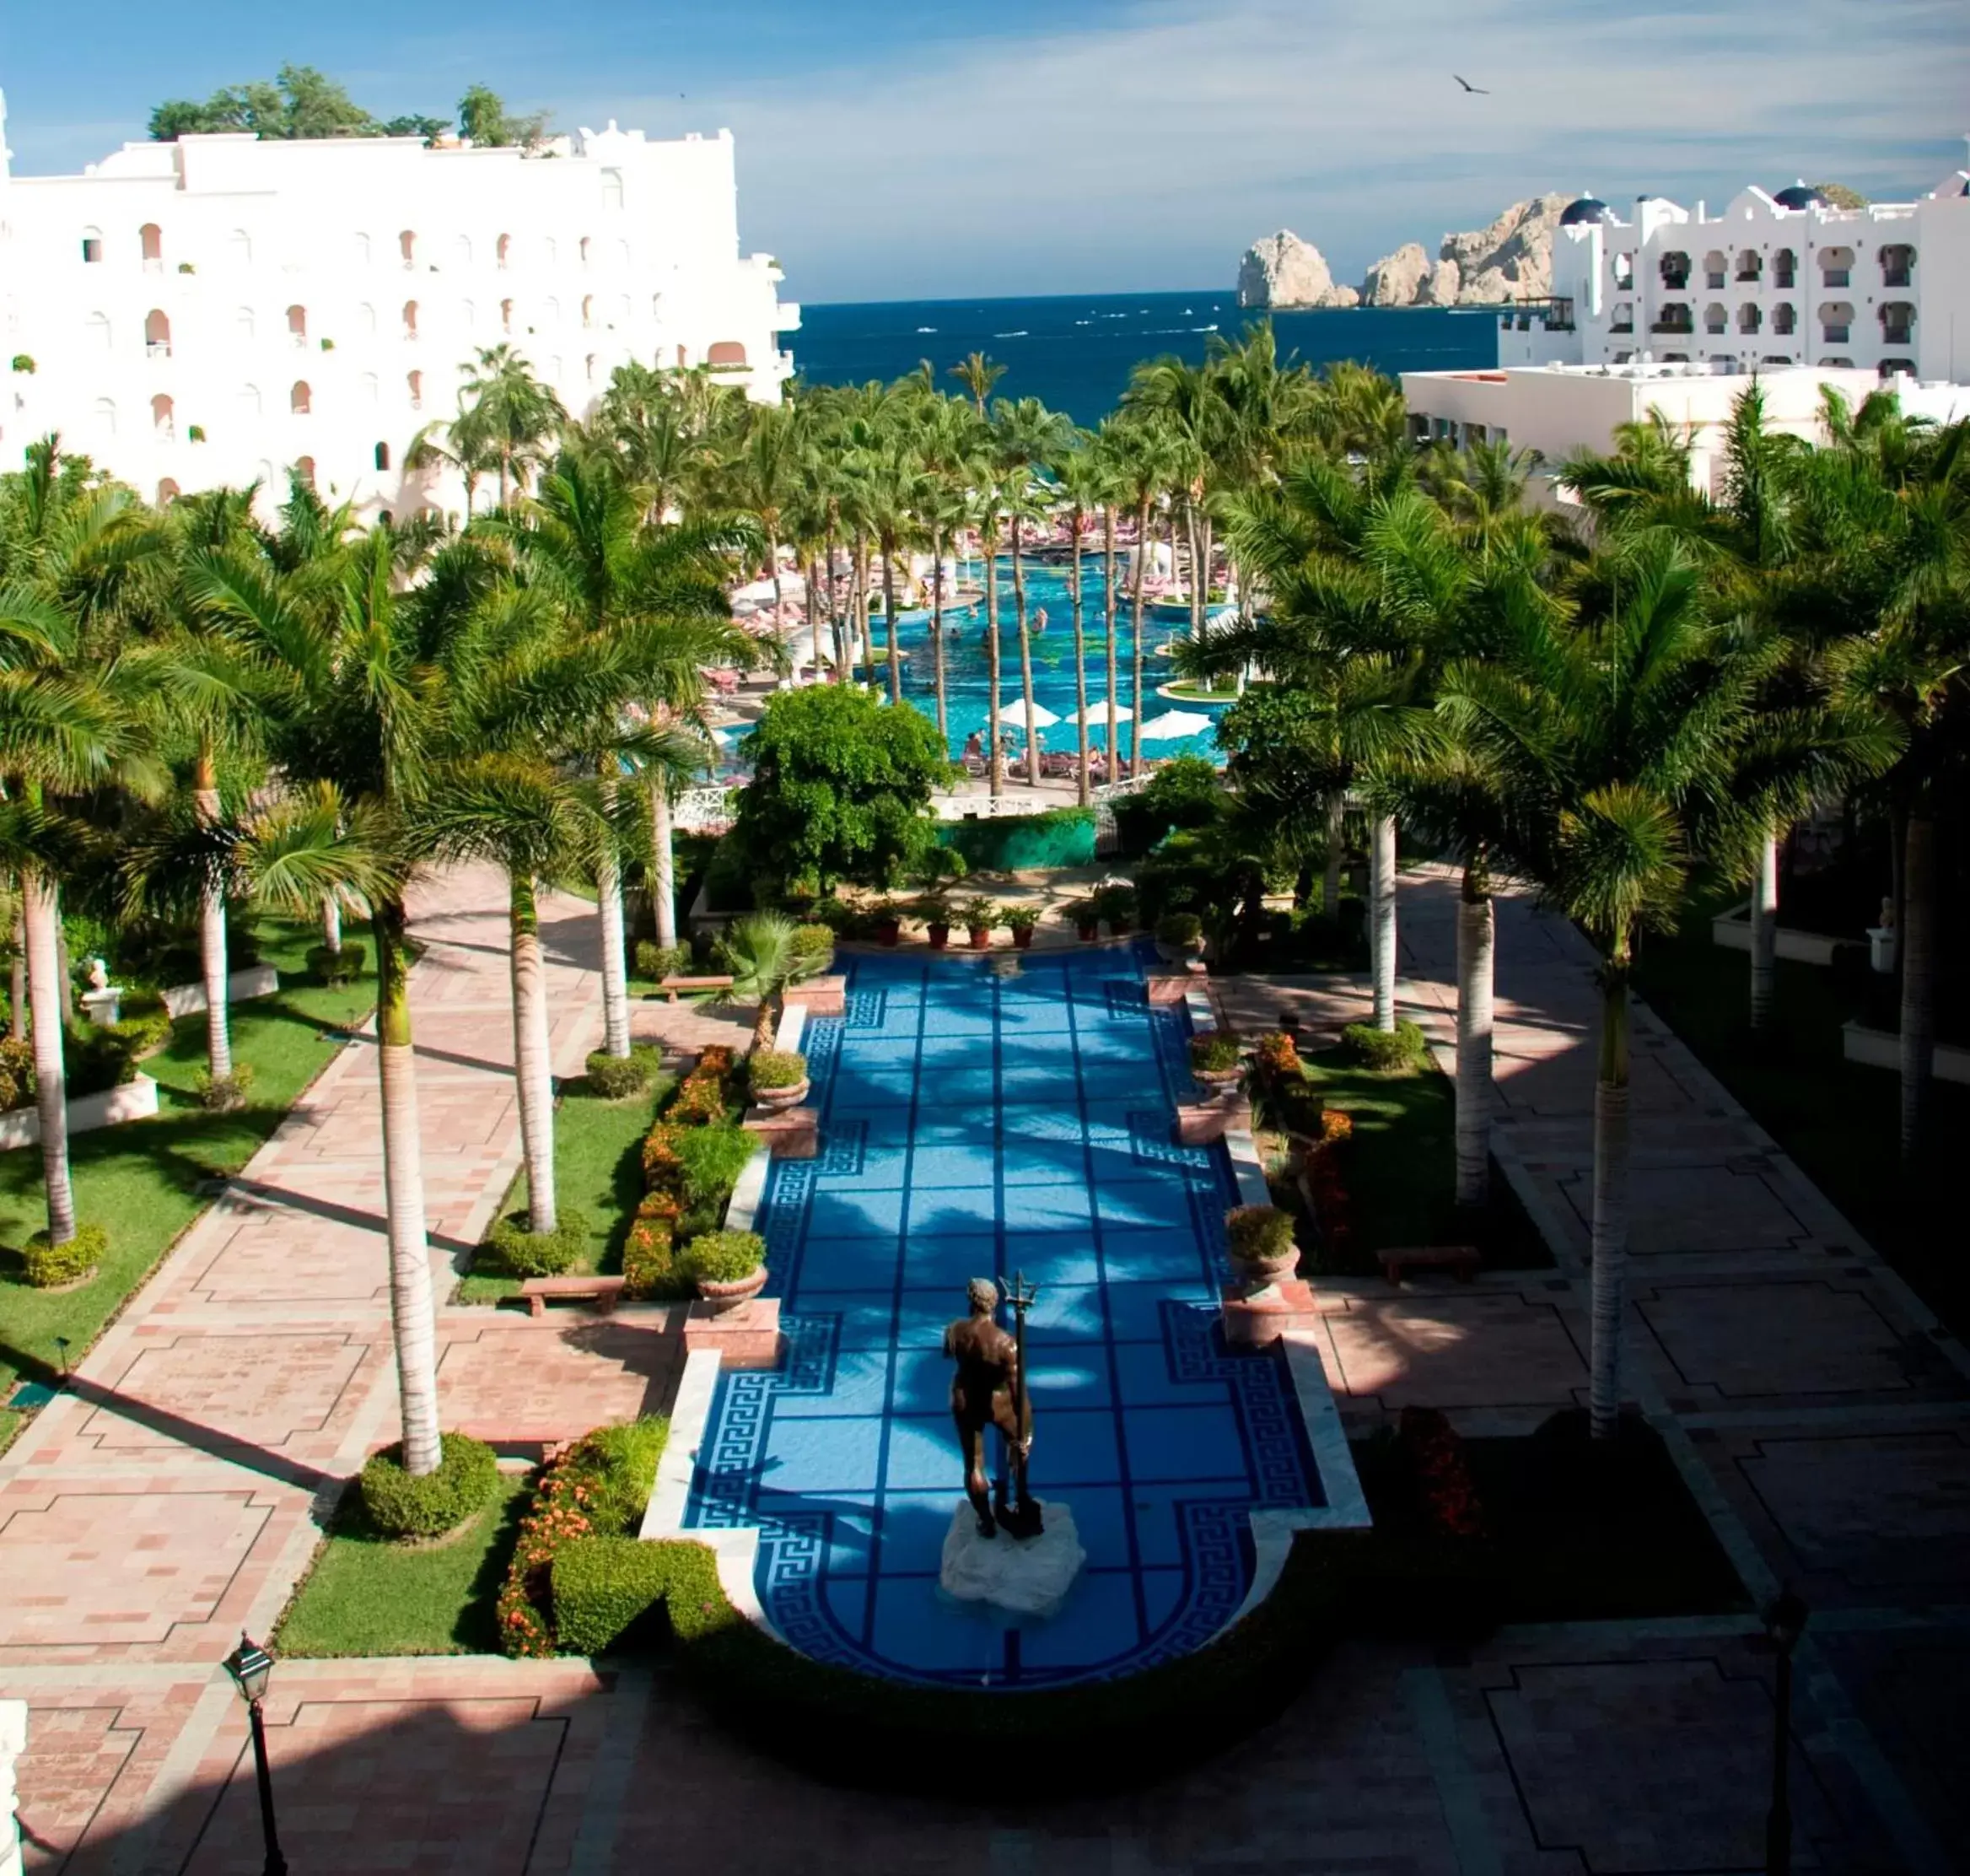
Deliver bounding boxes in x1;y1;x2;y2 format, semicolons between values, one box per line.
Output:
4;0;1966;302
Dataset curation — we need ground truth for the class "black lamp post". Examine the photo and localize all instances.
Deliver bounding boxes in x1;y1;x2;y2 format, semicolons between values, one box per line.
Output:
1763;1586;1809;1876
222;1631;288;1876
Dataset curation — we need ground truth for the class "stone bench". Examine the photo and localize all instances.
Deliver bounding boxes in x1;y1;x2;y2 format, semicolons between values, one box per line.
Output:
519;1274;627;1318
1375;1245;1480;1286
656;973;734;1002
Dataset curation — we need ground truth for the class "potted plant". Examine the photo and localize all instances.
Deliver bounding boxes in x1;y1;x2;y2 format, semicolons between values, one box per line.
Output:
1064;897;1101;942
748;1049;810;1110
1155;910;1204;963
1189;1030;1243;1089
912;893;952;951
1092;882;1139;935
1000;903;1041;951
872;899;902;947
961;896;998;950
686;1229;769;1313
1225;1204;1300;1290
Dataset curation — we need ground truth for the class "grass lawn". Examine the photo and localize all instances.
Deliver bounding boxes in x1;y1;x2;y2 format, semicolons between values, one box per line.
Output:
455;1071;674;1305
275;1472;532;1657
1278;1049;1548;1275
0;920;377;1402
1634;897;1970;1340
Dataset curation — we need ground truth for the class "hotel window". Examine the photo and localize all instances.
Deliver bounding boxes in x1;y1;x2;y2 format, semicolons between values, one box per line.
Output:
358;303;377;335
81;228;104;264
399;229;417;268
374;440;391;471
461;299;476;332
455;235;473;267
287;305;308;347
140;224;163;270
579;236;593;267
353;232;371;266
1773;248;1797;289
497;233;512;269
239;384;262;418
1772;303;1795;337
295;456;316;490
358;372;379;404
230;229;253;267
582;295;595;327
602;169;623;211
501;299;514;334
406;369;424;410
1737;304;1762;334
144;309;172;357
151;393;175;439
1736;249;1763;283
402;300;420;339
91;397;116;434
85;311;112;350
1880;244;1916;289
290;380;312;416
1612;251;1634;288
157;478;181;505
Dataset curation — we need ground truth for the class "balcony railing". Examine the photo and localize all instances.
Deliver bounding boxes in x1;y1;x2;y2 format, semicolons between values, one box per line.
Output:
1884;326;1913;347
1611;321;1634;334
143;257;164;275
1705;322;1727;336
1650;320;1693;335
145;340;171;359
1883;267;1911;288
1774;270;1795;288
1822;325;1850;344
1705;272;1725;289
1822;268;1850;288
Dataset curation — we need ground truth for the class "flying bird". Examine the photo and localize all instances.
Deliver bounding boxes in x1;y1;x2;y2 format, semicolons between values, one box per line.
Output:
1453;74;1489;94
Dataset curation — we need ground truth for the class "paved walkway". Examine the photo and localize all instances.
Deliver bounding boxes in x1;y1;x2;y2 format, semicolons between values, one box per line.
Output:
7;865;1967;1872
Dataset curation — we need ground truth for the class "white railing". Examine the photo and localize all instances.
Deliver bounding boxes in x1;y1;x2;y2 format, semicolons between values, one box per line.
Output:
674;784;737;832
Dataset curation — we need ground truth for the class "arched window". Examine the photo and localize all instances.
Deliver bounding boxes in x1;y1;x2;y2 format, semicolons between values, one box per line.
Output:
1820;302;1855;344
455;234;473;267
579;236;592;267
140;224;163;269
1736;249;1763;283
1880;302;1916;345
236;306;256;342
1772;303;1796;336
157;478;181;505
1819;246;1854;288
353;232;371;267
1655;303;1693;335
1612;251;1634;288
151;393;175;439
1773;247;1797;288
616;294;631;326
239;384;262;418
1703;249;1727;288
650;294;664;320
615;240;630;270
401;300;419;339
85;311;112;350
1738;303;1763;334
399;229;417;268
542;236;557;265
290;380;312;415
357;303;376;335
549;355;563;380
601;169;623;211
1879;358;1914;380
707;340;748;367
81;227;104;264
91;396;116;434
1657;251;1690;289
294;456;316;490
358;371;379;404
287;305;307;347
500;299;514;334
229;229;253;267
460;299;476;332
1881;244;1916;288
584;353;598;382
1704;303;1727;335
1609;301;1634;334
406;369;423;410
497;233;512;270
542;297;561;328
144;309;172;357
374;440;391;472
581;295;595;328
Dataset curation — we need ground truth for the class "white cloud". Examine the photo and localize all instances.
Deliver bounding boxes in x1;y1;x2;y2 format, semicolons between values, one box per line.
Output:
595;0;1969;299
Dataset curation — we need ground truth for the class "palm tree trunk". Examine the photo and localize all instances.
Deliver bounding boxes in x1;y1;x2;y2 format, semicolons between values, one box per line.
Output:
986;540;1004;798
1455;858;1494;1212
194;770;232;1085
373;899;441;1476
753;995;778;1054
1370;814;1397;1032
11;918;26;1043
1588;952;1633;1439
23;871;76;1245
881;541;902;707
930;521;949;742
1102;506;1118;785
1013;515;1040;788
649;777;678;950
1899;805;1935;1163
1323;791;1344;919
56;926;73;1027
1070;510;1090;806
509;873;557;1234
824;526;844;683
1130;501;1150;778
320;895;342;957
1749;824;1779;1033
853;533;871;688
768;527;783;619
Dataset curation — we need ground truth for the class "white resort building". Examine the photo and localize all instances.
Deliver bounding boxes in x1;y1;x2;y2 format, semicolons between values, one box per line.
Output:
0;94;799;518
1402;171;1970;508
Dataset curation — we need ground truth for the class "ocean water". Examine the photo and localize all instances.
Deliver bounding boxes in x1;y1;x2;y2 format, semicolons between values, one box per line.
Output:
788;293;1497;427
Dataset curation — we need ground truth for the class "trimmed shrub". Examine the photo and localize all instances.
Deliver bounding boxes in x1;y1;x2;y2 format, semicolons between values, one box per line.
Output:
788;924;836;968
553;1535;675;1655
1189;1031;1241;1074
63;1022;149;1098
1090;883;1138;932
1340;1019;1429;1070
1157;912;1203;947
360;1432;498;1539
622;1194;686;1299
308;941;368;985
193;1064;256;1111
0;1036;36;1113
633;941;689;982
1252;1029;1304;1086
685;1229;765;1285
674;1124;756;1214
585;1046;663;1100
746;1049;806;1092
22;1223;108;1287
108;992;173;1061
482;1207;589;1279
1225;1204;1296;1264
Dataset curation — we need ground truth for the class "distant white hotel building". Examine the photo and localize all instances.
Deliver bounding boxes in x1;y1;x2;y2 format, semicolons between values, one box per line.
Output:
1401;171;1970;504
0;94;799;519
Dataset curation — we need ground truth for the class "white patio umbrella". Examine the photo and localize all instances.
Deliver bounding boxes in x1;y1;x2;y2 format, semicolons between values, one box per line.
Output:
993;697;1060;733
1137;709;1215;741
1066;703;1133;728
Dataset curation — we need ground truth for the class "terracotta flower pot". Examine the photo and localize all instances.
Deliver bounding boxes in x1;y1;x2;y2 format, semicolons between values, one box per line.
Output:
966;925;992;950
875;918;902;947
752;1077;810;1111
1011;927;1034;951
927;924;950;951
697;1264;769;1314
1193;1065;1242;1091
1230;1246;1300;1290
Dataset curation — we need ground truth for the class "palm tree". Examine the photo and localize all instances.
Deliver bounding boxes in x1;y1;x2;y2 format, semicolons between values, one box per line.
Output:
456;345;568;509
1052;438;1110;803
719;911;825;1049
950;352;1006;418
725;401;801;614
1440;537;1895;1435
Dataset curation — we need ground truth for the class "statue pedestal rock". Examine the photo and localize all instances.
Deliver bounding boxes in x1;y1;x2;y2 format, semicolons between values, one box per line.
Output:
938;1501;1085;1620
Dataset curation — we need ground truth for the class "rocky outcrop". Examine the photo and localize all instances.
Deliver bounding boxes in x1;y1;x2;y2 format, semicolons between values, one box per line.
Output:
1236;232;1361;310
1359;193;1569;308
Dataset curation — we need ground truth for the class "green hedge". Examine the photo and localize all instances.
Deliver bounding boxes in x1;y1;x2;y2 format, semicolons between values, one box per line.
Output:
938;808;1095;872
360;1432;498;1539
1340;1019;1429;1070
482;1208;589;1279
585;1046;664;1099
22;1223;108;1288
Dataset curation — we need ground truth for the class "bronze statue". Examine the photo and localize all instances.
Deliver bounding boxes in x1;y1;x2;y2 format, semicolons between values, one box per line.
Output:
944;1275;1042;1539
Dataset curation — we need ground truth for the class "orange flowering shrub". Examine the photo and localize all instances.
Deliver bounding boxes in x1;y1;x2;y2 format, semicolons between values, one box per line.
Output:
1252;1030;1303;1089
1319;1108;1353;1146
622;1193;685;1299
1397;1405;1485;1539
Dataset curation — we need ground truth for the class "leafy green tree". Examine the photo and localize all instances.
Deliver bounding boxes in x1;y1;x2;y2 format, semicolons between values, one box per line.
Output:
150;66;383;142
455;347;567;511
731;685;950;892
718;913;827;1049
457;84;549;149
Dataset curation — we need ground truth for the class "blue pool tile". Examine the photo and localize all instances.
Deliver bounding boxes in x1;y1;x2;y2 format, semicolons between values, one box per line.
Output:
829;1068;918;1108
1025;1283;1111;1345
824;1575;872;1649
890;1346;953;1415
909;1143;1002;1189
897;1289;965;1349
764;1415;882;1493
797;1236;900;1291
1047;1484;1129;1568
1095;1181;1197;1231
1138;1566;1187;1638
840;1034;920;1065
1032;1407;1121;1488
899;1232;999;1291
1080;1062;1162;1102
806;1188;905;1240
823;1107;916;1145
907;1185;1001;1236
1025;1352;1111;1411
815;1497;879;1576
1122;1404;1254;1484
1130;1491;1248;1568
872;1491;962;1572
1001;1185;1093;1233
1004;1237;1101;1290
1112;1339;1232;1410
998;1065;1077;1105
1101;1225;1210;1283
1106;1283;1217;1342
1014;1572;1144;1674
788;1291;896;1349
921;1005;996;1038
869;1578;1005;1677
882;1414;963;1491
915;1033;980;1070
773;1348;892;1419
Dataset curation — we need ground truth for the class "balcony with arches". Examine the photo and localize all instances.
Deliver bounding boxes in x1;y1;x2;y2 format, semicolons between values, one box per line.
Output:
151;393;175;442
401;301;420;342
399;230;418;270
287;305;309;348
1735;250;1763;283
1703;249;1727;289
1657;251;1692;290
1880;302;1916;348
1649;302;1693;336
1774;247;1797;289
1820;246;1854;290
1737;304;1763;336
1881;244;1916;289
141;224;164;273
144;309;172;359
1704;304;1727;335
1819;302;1854;347
290;381;313;417
407;369;424;412
497;234;512;271
1772;303;1796;337
1609;301;1634;335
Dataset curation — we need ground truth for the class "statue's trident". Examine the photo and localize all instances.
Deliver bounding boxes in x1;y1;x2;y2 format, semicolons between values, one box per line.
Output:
996;1270;1044;1539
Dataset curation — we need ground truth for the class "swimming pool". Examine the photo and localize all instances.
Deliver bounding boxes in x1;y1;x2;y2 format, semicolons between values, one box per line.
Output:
678;943;1361;1688
884;555;1228;767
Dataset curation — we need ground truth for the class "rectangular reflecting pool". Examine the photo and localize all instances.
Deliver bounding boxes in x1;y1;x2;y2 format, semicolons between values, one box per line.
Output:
682;943;1349;1688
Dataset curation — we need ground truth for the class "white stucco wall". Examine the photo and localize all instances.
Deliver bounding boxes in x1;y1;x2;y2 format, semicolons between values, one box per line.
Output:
0;100;799;519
